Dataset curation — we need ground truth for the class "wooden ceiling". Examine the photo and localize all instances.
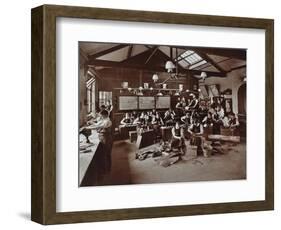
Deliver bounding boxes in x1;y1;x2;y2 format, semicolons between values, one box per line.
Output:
80;42;246;78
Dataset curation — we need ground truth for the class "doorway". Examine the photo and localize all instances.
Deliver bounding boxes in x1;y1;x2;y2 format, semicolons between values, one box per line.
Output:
238;83;246;115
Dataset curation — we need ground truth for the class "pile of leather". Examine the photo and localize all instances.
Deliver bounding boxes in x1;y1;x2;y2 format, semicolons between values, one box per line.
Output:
135;150;162;161
135;144;183;167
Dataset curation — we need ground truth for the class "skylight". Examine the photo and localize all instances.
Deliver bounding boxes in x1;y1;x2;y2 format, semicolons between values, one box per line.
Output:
185;52;202;64
175;50;204;67
189;60;207;69
181;50;193;57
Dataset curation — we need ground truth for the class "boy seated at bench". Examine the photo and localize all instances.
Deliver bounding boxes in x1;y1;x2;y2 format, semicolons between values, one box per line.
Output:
188;117;206;157
120;113;133;126
223;112;239;128
222;112;240;136
202;112;214;128
164;108;175;126
133;112;146;127
152;112;164;138
171;121;186;155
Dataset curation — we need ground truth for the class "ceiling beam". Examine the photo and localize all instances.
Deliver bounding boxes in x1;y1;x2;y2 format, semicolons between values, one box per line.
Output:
88;44;128;60
88;59;164;72
196;57;232;70
228;64;246;72
156;48;187;73
120;46;152;65
190;69;226;77
170;46;246;60
144;46;158;64
87;59;226;77
127;45;133;59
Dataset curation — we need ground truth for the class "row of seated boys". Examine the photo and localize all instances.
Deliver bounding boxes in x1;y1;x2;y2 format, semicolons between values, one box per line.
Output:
119;103;240;156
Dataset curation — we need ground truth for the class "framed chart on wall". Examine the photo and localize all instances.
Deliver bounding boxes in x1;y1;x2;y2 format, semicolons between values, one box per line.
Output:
119;96;138;110
139;96;155;109
31;4;274;225
156;96;171;109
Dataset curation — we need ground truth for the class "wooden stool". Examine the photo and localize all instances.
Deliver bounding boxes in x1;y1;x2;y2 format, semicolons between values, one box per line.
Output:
137;129;155;149
119;125;137;139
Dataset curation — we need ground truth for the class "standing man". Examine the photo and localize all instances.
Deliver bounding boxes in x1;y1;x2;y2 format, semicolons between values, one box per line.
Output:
105;99;113;119
85;109;113;176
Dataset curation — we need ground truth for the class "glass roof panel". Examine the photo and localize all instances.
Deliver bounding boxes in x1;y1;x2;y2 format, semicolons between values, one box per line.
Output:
185;53;203;64
189;60;207;69
175;50;194;62
181;50;193;57
178;59;189;68
175;50;209;69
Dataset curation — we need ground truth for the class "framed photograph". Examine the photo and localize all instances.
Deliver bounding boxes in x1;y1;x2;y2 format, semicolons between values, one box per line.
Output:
31;4;274;225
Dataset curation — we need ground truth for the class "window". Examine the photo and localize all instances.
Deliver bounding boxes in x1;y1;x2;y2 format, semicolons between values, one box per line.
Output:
99;91;112;107
86;77;96;113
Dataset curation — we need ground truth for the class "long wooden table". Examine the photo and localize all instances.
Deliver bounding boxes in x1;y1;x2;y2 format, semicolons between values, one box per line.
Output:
79;131;100;185
207;134;240;143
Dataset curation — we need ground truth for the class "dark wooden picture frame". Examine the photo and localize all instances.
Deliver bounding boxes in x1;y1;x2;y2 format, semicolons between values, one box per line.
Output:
31;4;274;225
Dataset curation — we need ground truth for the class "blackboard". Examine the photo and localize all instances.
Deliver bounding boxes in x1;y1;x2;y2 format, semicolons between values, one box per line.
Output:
119;96;138;110
156;96;171;109
139;96;155;109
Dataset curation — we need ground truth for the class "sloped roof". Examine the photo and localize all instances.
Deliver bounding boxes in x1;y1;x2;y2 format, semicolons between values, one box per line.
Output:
80;42;246;78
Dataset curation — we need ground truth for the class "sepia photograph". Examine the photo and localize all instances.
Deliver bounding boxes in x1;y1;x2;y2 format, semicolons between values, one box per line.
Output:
30;3;274;224
78;42;247;187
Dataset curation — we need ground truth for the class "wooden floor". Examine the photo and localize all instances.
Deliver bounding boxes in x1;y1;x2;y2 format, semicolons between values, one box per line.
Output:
94;139;246;186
